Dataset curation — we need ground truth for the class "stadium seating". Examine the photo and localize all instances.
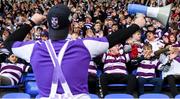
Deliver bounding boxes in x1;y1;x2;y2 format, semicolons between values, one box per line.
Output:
89;94;99;99
35;94;40;99
175;94;180;99
2;93;31;99
104;93;134;99
25;81;39;97
24;73;36;81
108;84;127;87
36;94;99;99
139;93;170;99
24;73;38;97
0;85;20;89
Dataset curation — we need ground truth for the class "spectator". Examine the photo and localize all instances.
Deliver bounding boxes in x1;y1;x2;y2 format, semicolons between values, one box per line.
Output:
145;30;165;52
100;44;137;97
40;30;49;41
0;53;31;86
125;31;143;58
33;26;43;40
160;47;180;97
70;22;82;40
93;22;104;38
136;43;163;95
0;29;10;61
84;28;95;38
88;60;98;94
125;31;143;73
169;33;179;47
162;32;170;46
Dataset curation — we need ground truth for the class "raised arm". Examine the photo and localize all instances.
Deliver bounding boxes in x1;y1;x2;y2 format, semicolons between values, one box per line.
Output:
106;16;145;48
83;16;145;58
4;14;46;51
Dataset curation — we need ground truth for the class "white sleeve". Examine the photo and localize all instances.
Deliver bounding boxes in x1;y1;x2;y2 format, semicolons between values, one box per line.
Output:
11;41;35;62
102;53;107;63
83;38;109;58
124;53;131;62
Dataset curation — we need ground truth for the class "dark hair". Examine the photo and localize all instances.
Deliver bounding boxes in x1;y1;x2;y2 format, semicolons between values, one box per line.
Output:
37;27;43;31
143;43;152;50
145;29;155;37
146;24;153;28
170;22;178;30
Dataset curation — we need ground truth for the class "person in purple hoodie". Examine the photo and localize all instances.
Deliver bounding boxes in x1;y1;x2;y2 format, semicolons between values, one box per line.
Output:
4;4;145;99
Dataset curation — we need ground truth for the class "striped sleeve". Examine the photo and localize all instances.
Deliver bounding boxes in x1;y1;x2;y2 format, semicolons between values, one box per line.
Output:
102;53;107;63
124;53;131;62
22;65;30;72
156;61;164;70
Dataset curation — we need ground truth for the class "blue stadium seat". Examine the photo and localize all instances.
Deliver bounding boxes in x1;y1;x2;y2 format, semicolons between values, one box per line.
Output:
144;84;154;87
36;94;99;99
175;94;180;99
24;73;37;97
97;69;102;78
108;84;153;88
165;84;180;87
26;73;35;77
2;93;31;99
104;93;134;99
139;93;169;99
35;94;99;99
24;73;36;81
107;84;128;94
35;94;40;99
108;84;127;87
132;69;137;75
25;81;39;97
89;94;99;99
0;85;20;89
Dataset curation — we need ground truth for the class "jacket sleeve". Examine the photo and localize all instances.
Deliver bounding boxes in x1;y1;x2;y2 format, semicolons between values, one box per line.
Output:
83;24;140;58
106;24;140;48
3;24;33;52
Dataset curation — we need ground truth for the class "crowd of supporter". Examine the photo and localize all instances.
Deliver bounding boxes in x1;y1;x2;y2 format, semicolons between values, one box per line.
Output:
0;0;180;98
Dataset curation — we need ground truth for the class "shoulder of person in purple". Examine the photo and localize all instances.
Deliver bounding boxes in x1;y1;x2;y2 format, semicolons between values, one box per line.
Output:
11;40;37;63
82;37;108;42
12;40;36;48
174;56;180;63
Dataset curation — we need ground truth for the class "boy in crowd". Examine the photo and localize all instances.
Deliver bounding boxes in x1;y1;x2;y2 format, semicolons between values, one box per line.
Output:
160;46;180;97
0;53;31;86
40;30;49;41
100;44;137;97
136;43;163;95
145;30;164;52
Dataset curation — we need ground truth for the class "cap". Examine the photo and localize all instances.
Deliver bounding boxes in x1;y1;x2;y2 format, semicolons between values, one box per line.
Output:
47;4;71;40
